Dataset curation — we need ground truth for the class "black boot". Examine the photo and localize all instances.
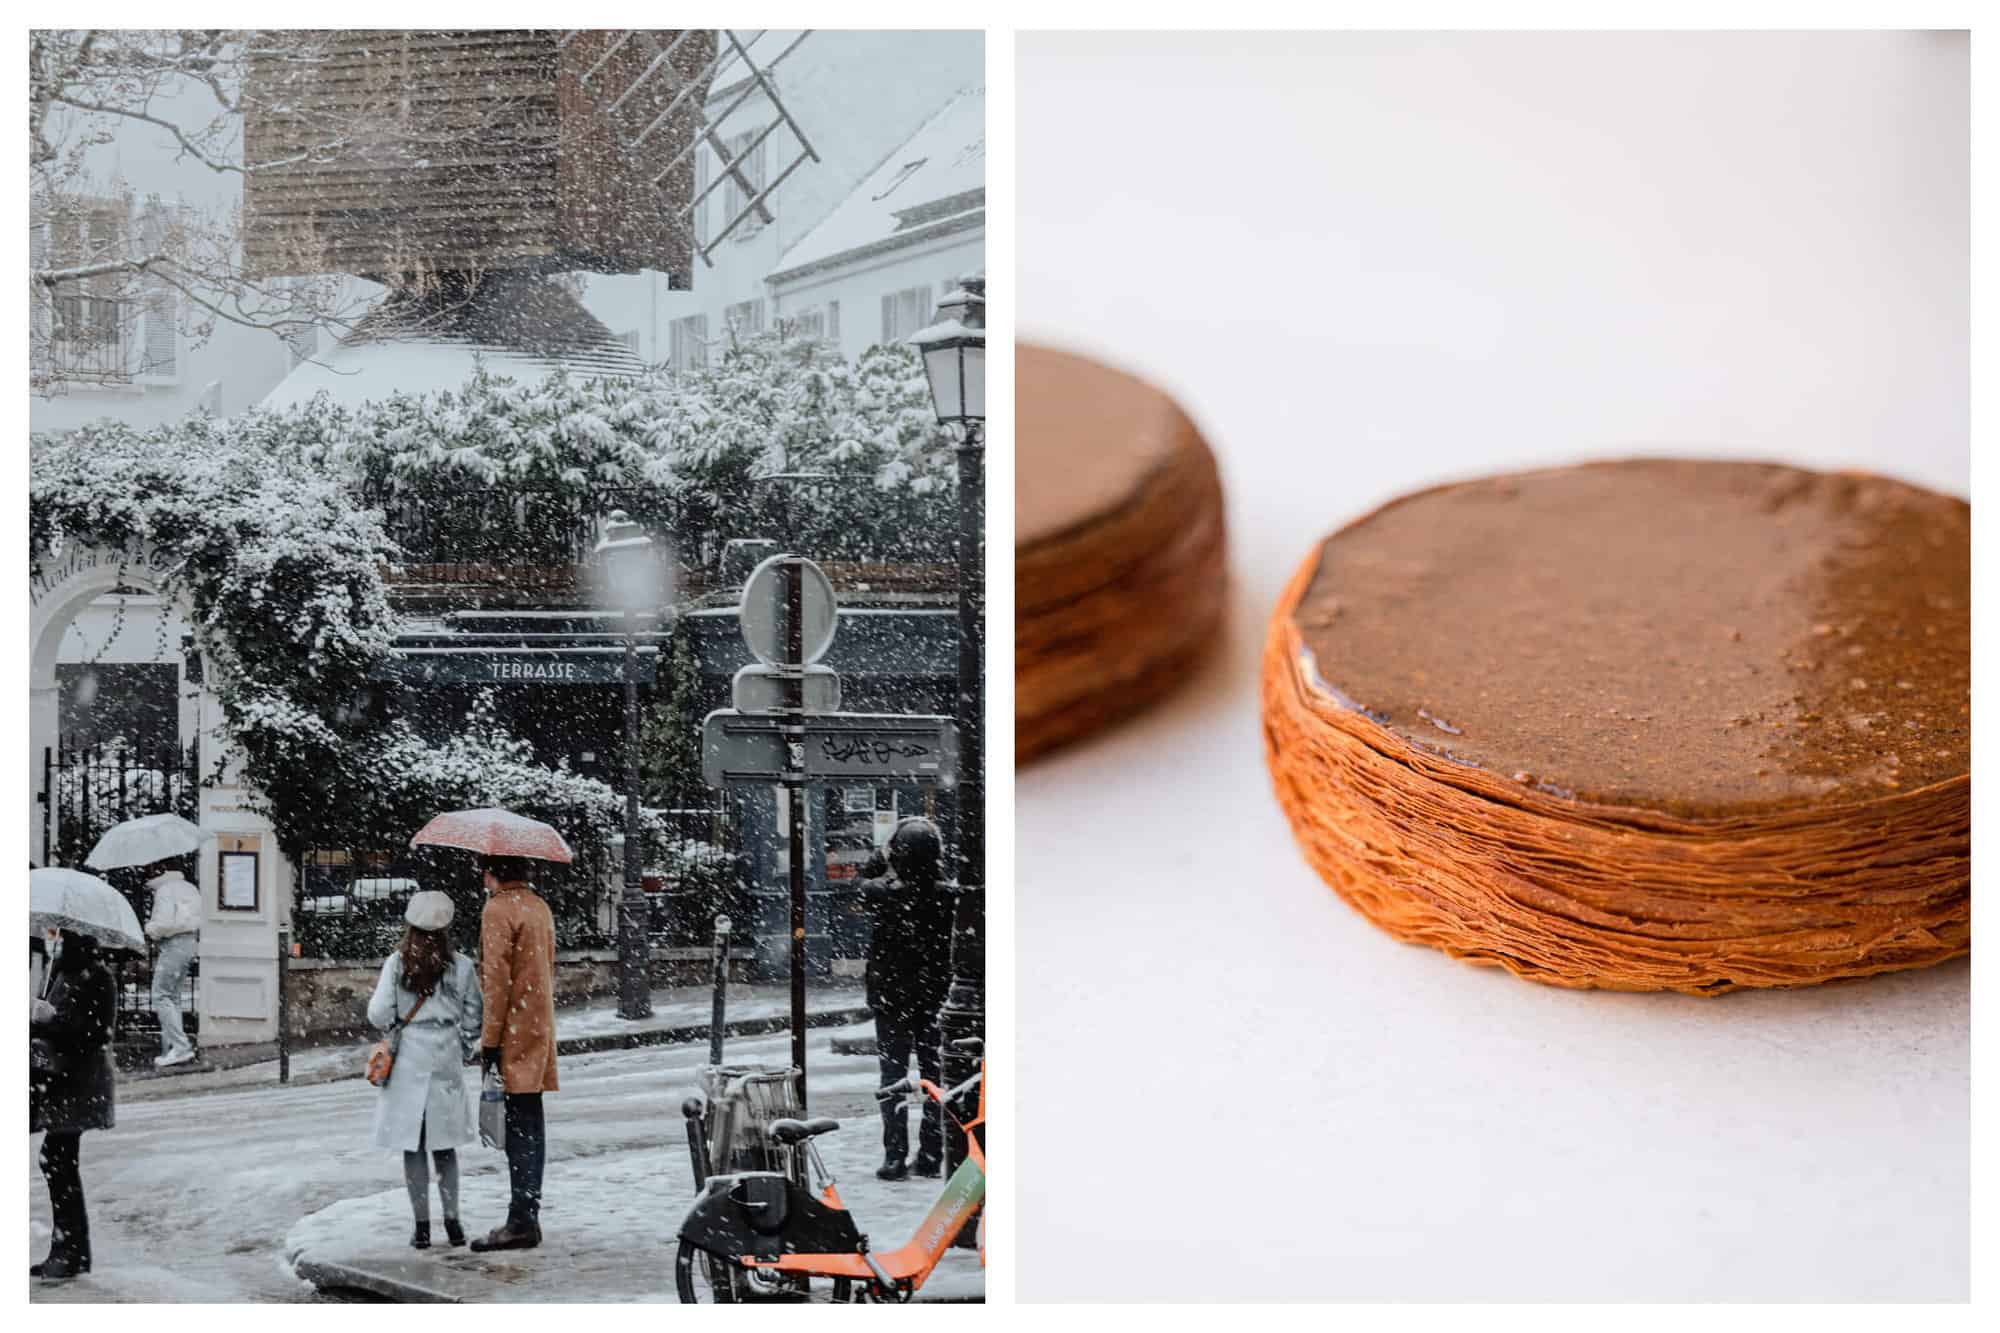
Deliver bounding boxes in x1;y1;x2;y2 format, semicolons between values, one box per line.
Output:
35;1234;89;1279
876;1156;909;1181
469;1220;541;1252
443;1218;466;1248
911;1154;943;1179
411;1221;431;1250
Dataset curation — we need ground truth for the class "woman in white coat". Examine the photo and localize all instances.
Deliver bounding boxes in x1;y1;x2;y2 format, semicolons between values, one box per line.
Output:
368;891;483;1249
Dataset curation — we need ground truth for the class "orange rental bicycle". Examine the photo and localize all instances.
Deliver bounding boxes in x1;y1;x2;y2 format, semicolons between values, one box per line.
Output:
675;1041;986;1304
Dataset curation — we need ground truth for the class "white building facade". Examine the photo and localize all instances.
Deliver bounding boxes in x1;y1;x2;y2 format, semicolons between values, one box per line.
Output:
583;29;984;369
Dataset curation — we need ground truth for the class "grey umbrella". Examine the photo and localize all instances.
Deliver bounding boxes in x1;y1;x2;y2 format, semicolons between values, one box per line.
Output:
84;812;210;871
30;867;146;954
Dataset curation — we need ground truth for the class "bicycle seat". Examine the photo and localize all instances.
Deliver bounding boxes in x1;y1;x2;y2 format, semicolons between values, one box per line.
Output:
950;1037;984;1055
768;1116;841;1144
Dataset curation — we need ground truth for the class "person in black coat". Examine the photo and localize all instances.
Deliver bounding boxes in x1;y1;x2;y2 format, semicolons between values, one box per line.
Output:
30;930;118;1280
855;817;955;1180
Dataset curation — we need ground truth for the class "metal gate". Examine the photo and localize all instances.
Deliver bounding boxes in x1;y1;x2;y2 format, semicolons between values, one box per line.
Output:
38;737;202;1042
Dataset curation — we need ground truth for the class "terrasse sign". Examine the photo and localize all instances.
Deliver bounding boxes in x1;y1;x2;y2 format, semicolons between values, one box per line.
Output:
377;649;660;687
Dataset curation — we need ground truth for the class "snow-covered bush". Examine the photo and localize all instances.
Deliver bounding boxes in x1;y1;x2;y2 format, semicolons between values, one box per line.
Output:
29;339;958;869
285;333;960;568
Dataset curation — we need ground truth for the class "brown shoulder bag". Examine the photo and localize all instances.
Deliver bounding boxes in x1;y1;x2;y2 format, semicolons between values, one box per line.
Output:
366;990;429;1088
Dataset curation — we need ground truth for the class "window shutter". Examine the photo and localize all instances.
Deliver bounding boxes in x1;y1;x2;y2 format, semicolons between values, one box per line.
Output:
827;301;840;343
141;291;178;380
881;292;895;342
695;151;710;246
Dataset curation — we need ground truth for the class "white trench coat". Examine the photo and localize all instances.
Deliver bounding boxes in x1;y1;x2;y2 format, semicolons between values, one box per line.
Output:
367;951;483;1152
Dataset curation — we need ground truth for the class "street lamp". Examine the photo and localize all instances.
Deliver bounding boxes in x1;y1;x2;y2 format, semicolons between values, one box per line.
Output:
912;278;986;429
910;274;984;1179
594;508;661;1020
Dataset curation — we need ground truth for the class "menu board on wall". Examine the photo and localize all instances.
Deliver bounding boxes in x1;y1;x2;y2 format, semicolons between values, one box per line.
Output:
217;833;261;912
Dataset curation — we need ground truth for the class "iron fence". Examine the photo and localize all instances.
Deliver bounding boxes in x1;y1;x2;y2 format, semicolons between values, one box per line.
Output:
38;736;203;1041
295;839;624;961
41;736;200;871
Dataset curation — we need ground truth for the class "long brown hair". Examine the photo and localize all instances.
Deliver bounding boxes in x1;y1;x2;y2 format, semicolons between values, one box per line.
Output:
399;925;454;996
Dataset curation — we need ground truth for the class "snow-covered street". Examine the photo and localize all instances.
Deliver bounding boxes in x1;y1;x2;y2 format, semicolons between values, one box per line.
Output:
28;1021;983;1302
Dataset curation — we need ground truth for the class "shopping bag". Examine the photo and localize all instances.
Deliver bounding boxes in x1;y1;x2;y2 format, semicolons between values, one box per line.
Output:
479;1068;507;1149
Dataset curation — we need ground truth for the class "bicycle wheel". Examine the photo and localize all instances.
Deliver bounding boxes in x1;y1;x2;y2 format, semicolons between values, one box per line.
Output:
675;1242;821;1303
675;1241;737;1304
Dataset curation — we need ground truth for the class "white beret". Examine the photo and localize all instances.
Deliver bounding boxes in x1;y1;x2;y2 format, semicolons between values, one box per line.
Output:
404;890;455;931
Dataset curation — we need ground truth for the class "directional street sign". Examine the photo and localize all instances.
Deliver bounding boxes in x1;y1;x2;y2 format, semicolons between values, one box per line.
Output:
732;663;842;714
738;553;836;666
702;710;958;787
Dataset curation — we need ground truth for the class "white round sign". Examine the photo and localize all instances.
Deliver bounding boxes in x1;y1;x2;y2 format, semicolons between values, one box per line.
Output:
738;554;837;666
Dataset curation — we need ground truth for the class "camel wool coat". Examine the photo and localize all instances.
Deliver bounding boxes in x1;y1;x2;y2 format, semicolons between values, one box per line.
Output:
479;883;560;1093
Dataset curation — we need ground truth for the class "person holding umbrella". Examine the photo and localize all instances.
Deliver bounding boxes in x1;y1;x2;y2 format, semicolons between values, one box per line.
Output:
29;867;143;1281
143;860;201;1068
84;814;210;1069
471;854;560;1252
408;808;572;1255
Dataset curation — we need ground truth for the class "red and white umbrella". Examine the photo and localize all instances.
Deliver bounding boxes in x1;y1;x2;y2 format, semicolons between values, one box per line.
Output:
410;808;574;864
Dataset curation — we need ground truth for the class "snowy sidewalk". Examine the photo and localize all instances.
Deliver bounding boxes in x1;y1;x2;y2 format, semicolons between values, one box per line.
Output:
282;1024;983;1303
121;981;869;1103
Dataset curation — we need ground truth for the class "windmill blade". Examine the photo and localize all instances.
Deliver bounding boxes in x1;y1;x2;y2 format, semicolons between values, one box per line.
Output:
575;28;821;270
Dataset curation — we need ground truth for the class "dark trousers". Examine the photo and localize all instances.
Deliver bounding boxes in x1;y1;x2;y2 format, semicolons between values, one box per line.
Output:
877;1014;944;1167
503;1093;546;1228
39;1132;88;1258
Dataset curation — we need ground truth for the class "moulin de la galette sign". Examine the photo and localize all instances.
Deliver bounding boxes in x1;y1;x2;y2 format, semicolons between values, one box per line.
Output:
376;647;660;687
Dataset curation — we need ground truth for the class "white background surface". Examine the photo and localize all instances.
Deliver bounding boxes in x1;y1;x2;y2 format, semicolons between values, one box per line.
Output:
1016;31;1967;1301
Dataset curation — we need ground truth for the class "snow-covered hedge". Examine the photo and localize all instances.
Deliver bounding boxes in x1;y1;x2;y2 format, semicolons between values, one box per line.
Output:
29;336;957;865
289;335;959;568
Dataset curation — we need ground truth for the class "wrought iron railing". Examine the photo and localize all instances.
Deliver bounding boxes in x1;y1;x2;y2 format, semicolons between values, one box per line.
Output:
295;840;625;961
41;736;200;872
47;294;133;383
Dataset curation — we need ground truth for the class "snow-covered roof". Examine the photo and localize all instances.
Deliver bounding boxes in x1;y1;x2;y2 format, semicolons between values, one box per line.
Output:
768;88;985;286
261;273;643;412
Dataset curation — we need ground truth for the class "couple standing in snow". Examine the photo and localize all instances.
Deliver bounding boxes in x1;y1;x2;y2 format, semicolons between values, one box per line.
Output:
367;855;558;1253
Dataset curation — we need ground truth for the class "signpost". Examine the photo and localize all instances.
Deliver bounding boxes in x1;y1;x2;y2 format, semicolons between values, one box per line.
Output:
738;553;836;665
702;711;957;785
703;554;957;1110
731;663;840;714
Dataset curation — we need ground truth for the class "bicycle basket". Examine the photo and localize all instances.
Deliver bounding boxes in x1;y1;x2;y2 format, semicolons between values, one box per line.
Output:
701;1065;804;1177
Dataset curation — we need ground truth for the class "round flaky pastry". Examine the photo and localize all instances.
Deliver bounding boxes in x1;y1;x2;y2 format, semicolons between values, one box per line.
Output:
1263;459;1969;993
1018;344;1227;761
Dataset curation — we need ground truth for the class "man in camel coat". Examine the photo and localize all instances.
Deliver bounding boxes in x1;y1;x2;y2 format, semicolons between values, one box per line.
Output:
470;855;560;1252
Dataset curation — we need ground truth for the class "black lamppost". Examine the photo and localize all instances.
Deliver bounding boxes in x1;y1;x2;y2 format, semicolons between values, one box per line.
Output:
911;275;985;1174
595;509;659;1020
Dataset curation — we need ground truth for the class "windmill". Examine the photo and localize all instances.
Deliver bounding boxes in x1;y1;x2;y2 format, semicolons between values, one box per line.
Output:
242;30;820;378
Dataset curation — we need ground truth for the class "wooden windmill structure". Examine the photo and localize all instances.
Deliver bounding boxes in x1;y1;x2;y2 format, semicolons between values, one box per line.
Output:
242;29;819;356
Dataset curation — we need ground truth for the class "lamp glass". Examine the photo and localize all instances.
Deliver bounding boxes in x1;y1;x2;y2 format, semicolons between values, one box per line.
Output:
923;344;962;423
960;343;986;423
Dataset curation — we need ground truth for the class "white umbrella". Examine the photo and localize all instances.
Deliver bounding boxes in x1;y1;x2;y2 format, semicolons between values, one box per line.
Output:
84;812;210;871
30;867;146;954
